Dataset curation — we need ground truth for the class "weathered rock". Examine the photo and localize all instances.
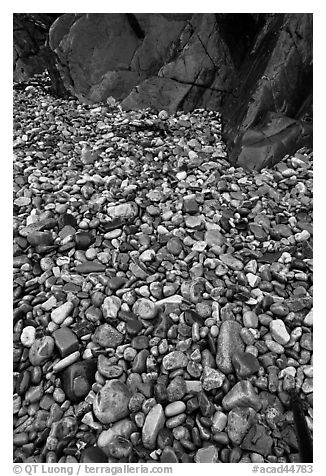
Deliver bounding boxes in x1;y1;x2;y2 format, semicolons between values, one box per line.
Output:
60;359;97;402
241;424;274;457
162;351;188;371
194;445;219;463
53;327;79;358
216;320;244;374
201;366;225;391
93;380;131;424
97;419;136;456
232;351;260;379
29;336;54;366
51;301;74;325
227;406;256;445
80;446;108;463
92;323;124;348
142;403;165;449
270;319;291;345
222;381;262;412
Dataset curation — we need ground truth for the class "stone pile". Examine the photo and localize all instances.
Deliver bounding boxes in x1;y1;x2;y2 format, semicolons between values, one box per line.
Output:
13;73;313;464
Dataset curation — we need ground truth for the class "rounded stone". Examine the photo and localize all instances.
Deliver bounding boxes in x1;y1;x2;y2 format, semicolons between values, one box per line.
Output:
165;401;186;417
20;326;36;347
29;336;54;366
243;311;259;328
270;319;290;345
132;298;157;320
93;380;131;424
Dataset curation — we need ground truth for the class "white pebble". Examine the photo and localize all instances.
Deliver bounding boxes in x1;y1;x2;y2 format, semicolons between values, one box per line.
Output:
20;326;36;347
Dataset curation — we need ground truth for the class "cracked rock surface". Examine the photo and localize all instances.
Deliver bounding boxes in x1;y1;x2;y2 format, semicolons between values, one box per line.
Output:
13;73;312;464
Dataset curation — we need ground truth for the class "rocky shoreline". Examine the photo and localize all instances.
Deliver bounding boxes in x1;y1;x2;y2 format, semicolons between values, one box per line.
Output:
13;73;313;463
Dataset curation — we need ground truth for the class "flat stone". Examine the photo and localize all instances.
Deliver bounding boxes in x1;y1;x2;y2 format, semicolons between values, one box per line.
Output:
165;401;186;417
249;223;268;241
53;327;79;358
184;215;203;229
14;196;31;207
162;351;188;371
241;424;273;457
92;323;124;348
132;298;157;320
270;319;290;345
19;218;57;237
201;366;225;391
216;320;244;374
131;335;149;350
75;261;106;273
232;351;260;378
166;237;183;256
29;336;54;366
93;380;131;424
142;403;165;449
222;381;262;412
167;376;187;402
102;296;121;320
219;253;244;271
75;232;94;250
212;411;228;432
243;311;259;328
80;446;108;463
204;229;225;247
107;201;138;220
107;435;132;459
227;406;256;444
194;445;219;463
98;354;123;379
132;349;149;373
60;359;97;402
51;301;74;325
270;302;289;317
107;277;127;290
27;231;54;246
97;419;136;456
183;196;199;214
160;446;179;463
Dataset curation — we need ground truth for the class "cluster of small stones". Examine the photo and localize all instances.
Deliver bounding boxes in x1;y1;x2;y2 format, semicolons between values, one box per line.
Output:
13;73;313;464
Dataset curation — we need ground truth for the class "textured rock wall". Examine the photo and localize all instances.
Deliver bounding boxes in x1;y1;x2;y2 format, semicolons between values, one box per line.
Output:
222;13;313;170
13;14;60;82
14;13;312;170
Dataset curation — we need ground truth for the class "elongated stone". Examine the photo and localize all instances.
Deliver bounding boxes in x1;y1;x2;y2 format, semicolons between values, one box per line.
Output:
51;301;74;325
216;320;244;374
75;261;106;273
142;404;165;449
53;351;80;373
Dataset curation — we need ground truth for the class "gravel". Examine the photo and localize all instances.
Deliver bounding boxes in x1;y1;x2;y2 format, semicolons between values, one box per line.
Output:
13;73;313;464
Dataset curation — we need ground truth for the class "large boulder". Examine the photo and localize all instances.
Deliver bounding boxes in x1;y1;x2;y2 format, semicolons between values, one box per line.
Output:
13;14;59;82
222;13;312;170
49;13;191;104
45;13;312;170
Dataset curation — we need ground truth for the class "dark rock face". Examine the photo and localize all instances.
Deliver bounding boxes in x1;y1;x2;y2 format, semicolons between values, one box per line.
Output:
13;14;60;82
17;13;312;170
222;13;313;170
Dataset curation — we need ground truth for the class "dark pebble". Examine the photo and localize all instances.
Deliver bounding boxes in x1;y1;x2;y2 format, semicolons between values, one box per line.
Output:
53;327;79;358
60;359;97;402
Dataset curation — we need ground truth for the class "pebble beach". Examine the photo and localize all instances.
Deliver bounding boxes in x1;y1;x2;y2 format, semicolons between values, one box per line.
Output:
13;73;313;464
